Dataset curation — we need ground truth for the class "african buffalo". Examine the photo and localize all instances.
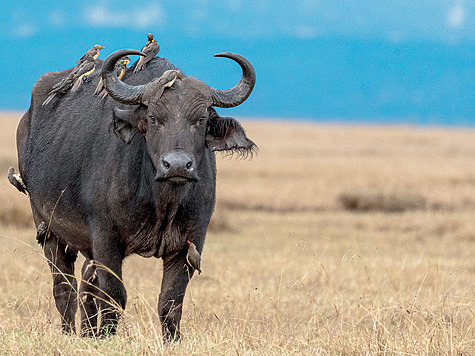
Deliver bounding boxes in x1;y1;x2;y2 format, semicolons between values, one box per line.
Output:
16;48;256;340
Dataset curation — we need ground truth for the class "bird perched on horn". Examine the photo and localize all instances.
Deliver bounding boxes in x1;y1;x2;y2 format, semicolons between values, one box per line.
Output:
95;55;130;99
133;33;160;73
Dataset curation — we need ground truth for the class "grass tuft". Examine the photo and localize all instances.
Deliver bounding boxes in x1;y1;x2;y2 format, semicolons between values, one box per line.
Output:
339;190;427;212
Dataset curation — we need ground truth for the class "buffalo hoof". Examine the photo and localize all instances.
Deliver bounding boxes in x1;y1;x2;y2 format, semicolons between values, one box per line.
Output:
61;324;76;335
80;327;97;338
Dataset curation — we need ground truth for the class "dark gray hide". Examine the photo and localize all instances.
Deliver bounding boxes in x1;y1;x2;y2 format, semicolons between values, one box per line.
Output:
16;49;256;340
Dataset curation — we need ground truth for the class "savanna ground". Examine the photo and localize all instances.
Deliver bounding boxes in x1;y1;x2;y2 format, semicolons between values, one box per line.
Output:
0;112;473;355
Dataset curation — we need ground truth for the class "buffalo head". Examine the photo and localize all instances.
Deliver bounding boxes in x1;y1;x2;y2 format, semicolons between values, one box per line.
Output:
102;49;256;184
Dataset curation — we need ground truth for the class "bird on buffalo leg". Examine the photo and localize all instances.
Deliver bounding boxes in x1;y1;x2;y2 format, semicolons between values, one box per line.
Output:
186;240;202;274
95;55;130;99
42;72;77;105
7;167;28;194
133;33;159;73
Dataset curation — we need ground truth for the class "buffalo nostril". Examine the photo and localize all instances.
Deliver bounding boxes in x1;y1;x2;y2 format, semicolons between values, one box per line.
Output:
162;159;170;169
186;161;192;170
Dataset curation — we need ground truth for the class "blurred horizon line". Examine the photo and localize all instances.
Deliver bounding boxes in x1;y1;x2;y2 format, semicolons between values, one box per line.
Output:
1;32;473;127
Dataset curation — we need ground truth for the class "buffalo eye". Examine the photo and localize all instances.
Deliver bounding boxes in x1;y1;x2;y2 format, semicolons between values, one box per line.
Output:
193;116;206;127
148;115;157;125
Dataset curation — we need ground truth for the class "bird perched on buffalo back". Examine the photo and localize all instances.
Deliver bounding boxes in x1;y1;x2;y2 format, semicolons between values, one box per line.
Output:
133;33;160;73
75;44;104;66
42;72;77;105
42;44;104;104
95;55;130;99
71;44;105;92
71;60;99;92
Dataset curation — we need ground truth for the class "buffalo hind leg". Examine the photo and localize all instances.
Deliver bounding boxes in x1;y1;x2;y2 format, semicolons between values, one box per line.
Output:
79;258;99;337
43;234;78;334
159;248;195;342
92;234;126;337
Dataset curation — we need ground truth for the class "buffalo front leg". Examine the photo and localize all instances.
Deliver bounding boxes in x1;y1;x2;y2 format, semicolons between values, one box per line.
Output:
159;248;195;342
92;234;126;337
79;258;99;337
43;234;78;334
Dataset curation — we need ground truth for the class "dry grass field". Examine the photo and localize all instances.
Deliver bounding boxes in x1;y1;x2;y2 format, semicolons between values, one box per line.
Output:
0;112;474;355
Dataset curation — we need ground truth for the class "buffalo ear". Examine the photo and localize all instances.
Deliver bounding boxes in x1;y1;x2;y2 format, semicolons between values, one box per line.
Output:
112;106;146;144
206;112;256;157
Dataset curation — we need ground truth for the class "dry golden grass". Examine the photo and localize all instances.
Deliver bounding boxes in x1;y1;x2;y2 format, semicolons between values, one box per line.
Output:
0;113;474;355
338;190;426;212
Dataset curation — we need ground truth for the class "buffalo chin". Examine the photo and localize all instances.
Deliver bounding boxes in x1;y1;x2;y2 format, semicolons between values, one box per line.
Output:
155;175;198;184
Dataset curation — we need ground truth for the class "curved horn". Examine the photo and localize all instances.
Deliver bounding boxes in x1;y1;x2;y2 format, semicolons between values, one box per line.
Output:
102;49;146;104
209;52;256;108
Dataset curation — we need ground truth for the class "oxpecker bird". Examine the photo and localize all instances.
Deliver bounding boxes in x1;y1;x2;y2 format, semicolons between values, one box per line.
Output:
36;221;48;247
71;59;100;92
75;44;104;66
142;70;183;103
133;33;160;73
42;72;77;105
95;55;130;99
7;167;27;194
186;240;202;274
42;45;104;104
70;44;104;92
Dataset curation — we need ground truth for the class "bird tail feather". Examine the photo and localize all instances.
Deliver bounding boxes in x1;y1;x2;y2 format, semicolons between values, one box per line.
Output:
99;89;109;100
71;78;81;92
133;58;143;73
42;93;56;106
94;77;103;95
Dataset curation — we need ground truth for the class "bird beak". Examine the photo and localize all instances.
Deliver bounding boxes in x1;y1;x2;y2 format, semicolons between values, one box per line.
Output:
99;46;105;49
